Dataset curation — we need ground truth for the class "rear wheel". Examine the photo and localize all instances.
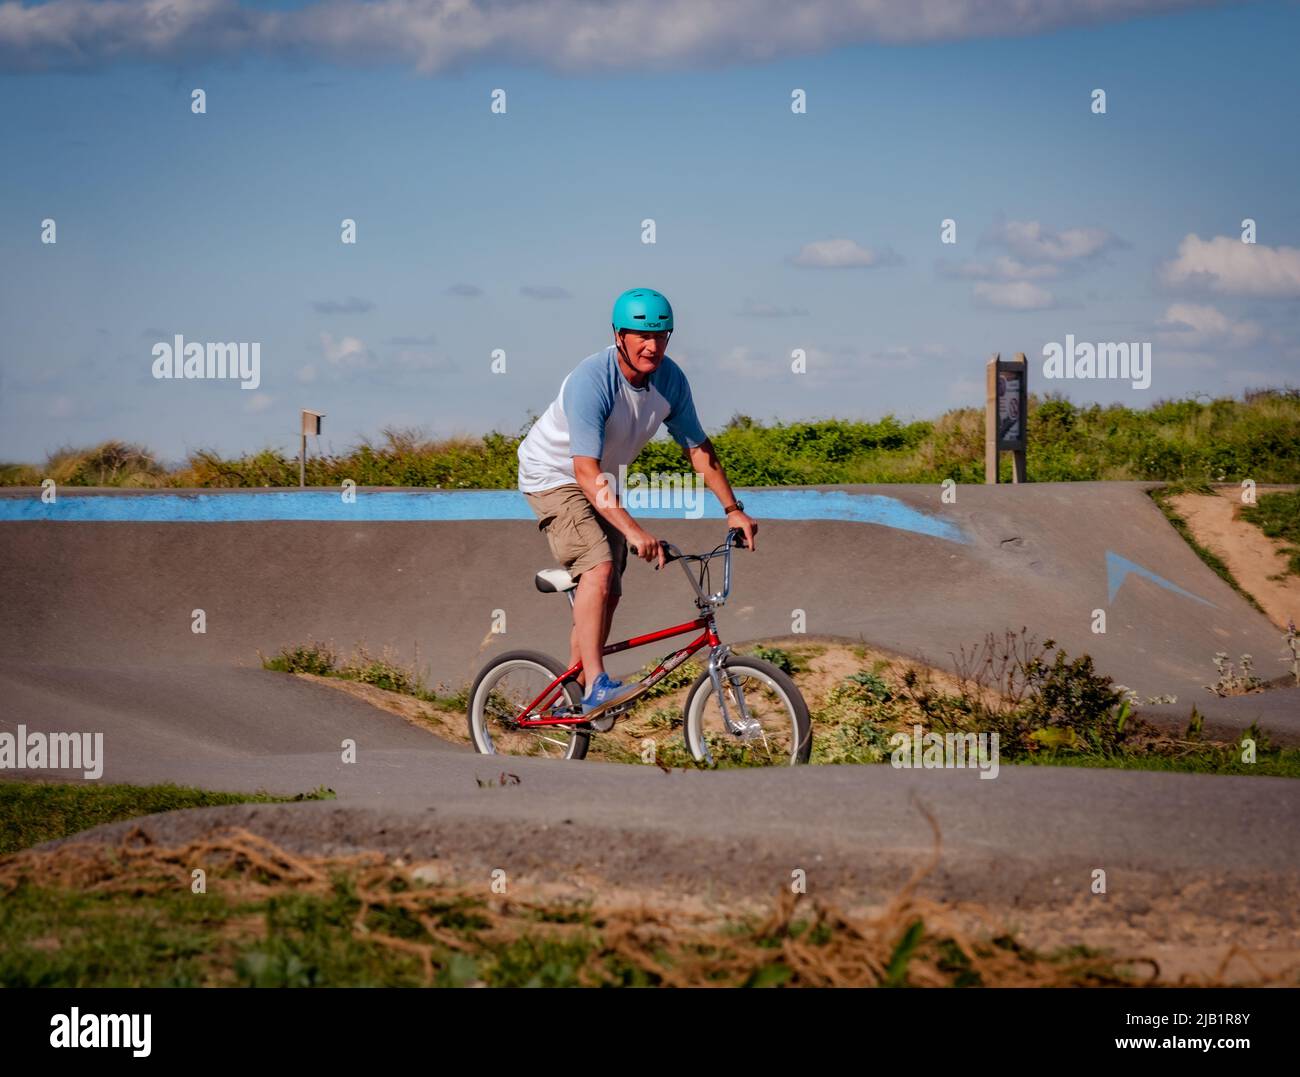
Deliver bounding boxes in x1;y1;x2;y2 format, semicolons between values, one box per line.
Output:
467;650;589;760
682;657;811;766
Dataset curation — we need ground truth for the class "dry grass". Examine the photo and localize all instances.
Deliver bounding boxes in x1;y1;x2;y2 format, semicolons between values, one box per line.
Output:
0;817;1224;987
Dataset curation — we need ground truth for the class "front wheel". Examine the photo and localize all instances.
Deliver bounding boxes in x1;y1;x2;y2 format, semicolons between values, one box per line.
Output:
682;657;811;766
467;650;589;760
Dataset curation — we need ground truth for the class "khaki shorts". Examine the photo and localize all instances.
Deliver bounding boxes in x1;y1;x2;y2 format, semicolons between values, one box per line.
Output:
524;484;628;595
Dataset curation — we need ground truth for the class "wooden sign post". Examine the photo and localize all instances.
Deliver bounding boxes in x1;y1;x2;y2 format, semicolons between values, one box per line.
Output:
985;353;1027;484
300;409;324;488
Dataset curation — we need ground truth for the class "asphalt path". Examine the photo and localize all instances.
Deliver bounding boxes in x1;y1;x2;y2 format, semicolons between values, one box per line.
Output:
1;484;1294;735
1;484;1297;917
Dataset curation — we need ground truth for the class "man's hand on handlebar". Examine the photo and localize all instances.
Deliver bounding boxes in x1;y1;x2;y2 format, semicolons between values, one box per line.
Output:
728;510;758;552
626;525;666;568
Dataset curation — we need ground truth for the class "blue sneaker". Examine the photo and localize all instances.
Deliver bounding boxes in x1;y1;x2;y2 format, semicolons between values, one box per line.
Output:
581;671;629;711
580;672;633;730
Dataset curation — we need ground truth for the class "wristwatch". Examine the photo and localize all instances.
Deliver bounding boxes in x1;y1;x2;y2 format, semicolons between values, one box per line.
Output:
723;499;745;514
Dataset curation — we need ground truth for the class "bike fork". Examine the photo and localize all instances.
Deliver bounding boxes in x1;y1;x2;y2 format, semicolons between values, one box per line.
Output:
707;643;753;737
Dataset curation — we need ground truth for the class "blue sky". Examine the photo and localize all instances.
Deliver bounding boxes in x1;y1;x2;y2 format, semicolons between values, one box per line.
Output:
1;0;1297;464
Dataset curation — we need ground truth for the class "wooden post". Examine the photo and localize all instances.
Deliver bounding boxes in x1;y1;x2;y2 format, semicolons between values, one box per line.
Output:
985;354;1027;484
985;355;1000;484
300;410;324;488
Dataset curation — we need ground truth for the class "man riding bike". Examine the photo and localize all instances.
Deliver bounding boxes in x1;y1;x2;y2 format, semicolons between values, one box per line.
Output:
517;287;758;727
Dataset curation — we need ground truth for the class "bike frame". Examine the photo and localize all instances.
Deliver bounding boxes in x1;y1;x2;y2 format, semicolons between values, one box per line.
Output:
516;615;720;727
514;532;743;728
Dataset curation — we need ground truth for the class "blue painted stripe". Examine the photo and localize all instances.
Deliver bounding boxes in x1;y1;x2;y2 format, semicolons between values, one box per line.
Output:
0;489;968;542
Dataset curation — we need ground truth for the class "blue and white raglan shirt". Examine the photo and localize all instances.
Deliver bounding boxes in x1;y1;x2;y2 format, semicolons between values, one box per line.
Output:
517;346;707;495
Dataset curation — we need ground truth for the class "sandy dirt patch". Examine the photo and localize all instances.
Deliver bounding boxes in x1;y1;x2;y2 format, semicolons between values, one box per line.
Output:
1169;486;1299;631
296;672;472;746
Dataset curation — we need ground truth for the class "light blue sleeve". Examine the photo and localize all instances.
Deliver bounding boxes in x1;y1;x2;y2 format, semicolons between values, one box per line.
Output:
658;359;708;450
561;358;614;459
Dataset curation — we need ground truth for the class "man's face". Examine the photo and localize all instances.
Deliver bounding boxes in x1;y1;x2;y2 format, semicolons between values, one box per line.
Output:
617;329;670;377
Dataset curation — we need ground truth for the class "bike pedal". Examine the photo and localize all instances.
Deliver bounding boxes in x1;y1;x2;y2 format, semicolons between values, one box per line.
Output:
578;701;628;730
578;713;617;733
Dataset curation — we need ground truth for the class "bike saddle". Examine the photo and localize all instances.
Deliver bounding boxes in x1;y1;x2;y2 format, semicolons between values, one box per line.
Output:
535;568;577;594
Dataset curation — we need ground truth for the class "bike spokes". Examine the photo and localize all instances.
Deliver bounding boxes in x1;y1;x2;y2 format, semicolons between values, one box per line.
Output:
697;668;799;765
479;666;581;758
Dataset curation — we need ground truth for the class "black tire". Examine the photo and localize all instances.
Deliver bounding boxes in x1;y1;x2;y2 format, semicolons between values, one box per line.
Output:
682;657;812;766
467;650;589;760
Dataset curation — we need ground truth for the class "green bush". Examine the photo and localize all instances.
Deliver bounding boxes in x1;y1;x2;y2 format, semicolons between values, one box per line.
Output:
4;390;1297;488
810;631;1134;764
746;646;802;675
263;642;337;676
263;641;461;705
344;654;418;695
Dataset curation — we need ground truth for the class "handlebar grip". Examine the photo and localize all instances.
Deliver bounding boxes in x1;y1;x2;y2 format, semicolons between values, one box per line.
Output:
629;541;678;565
729;527;748;549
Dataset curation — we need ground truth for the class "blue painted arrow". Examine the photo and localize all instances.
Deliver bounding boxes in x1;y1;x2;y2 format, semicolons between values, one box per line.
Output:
1106;551;1214;607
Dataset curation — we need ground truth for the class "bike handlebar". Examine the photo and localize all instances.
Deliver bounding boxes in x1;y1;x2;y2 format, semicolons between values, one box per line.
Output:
628;528;748;608
630;527;746;560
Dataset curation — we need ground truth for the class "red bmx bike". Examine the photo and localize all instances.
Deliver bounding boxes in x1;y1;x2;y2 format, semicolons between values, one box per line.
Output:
467;528;811;765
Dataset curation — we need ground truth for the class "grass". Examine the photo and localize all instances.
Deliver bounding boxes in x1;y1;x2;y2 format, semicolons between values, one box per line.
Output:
801;632;1300;777
265;630;1300;777
1016;749;1300;777
5;387;1299;488
0;440;165;488
743;644;814;675
1240;489;1300;577
0;825;1175;987
261;641;467;711
0;781;335;856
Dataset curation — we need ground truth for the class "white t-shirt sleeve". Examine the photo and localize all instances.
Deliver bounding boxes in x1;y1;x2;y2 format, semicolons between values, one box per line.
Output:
560;360;614;459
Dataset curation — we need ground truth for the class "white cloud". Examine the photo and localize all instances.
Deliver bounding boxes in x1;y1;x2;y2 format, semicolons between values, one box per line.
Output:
1158;302;1262;348
789;239;898;269
297;364;318;384
317;333;451;375
972;280;1055;310
320;332;373;368
717;345;779;379
939;255;1061;281
244;392;274;413
1159;234;1300;298
987;219;1119;263
943;219;1116;306
0;1;1214;74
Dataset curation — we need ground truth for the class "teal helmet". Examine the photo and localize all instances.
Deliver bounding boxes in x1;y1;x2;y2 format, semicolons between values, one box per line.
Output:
611;288;673;333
